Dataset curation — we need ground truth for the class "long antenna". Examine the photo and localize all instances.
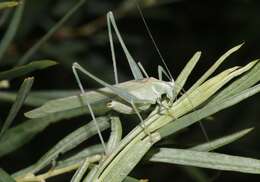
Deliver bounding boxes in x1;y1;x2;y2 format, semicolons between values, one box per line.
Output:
134;0;174;81
135;2;210;143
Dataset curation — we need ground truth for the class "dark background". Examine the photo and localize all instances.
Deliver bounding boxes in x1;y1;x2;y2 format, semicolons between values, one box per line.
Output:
0;0;260;181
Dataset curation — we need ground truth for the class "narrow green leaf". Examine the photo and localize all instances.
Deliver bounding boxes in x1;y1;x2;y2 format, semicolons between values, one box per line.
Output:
150;148;260;174
174;61;256;116
13;144;104;178
0;1;25;63
159;84;260;138
173;66;239;115
0;77;34;137
17;0;87;65
175;51;201;95
0;60;57;80
190;128;253;152
98;133;161;182
186;43;244;94
0;168;15;182
84;165;99;182
107;116;122;154
31;116;110;173
0;90;78;106
0;91;50;106
210;60;260;103
0;108;106;157
71;159;90;182
0;1;18;10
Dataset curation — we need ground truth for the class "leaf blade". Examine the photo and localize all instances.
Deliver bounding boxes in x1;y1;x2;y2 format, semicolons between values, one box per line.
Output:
0;1;25;62
0;168;16;182
31;116;110;173
0;60;57;80
0;1;18;10
159;84;260;138
17;0;87;65
150;148;260;174
0;77;34;137
175;51;201;95
190;128;253;152
186;43;244;94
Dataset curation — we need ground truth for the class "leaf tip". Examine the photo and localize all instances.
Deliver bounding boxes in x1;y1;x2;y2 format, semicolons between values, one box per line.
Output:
236;42;245;49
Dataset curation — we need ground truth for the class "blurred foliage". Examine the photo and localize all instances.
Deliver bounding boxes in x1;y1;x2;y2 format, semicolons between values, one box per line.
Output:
0;0;259;181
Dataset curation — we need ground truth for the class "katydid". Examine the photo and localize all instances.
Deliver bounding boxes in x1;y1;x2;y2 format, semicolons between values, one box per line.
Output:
71;10;209;150
25;11;208;153
25;11;177;154
71;12;176;152
25;12;176;118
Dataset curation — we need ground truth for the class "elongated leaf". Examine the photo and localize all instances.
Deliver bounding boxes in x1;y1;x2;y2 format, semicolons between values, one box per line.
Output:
17;0;87;65
159;84;260;138
0;60;57;80
0;108;106;157
98;133;161;182
175;51;201;95
14;155;102;182
0;91;51;106
13;144;104;178
172;66;238;116
211;60;260;103
0;1;25;62
31;116;110;173
71;159;89;182
190;128;253;152
186;43;244;95
0;168;15;182
0;1;18;10
0;90;78;106
150;148;260;174
107;116;122;154
0;77;34;137
174;61;257;116
84;165;99;182
60;145;104;167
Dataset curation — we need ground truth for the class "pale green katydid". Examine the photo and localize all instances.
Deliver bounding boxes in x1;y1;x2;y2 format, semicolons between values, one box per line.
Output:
25;11;206;154
71;11;177;153
25;12;176;119
71;10;210;152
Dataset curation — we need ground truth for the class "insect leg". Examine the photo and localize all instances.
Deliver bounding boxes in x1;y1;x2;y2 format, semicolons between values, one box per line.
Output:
158;66;210;142
177;87;210;142
72;62;148;104
130;100;152;141
107;12;118;84
72;63;108;154
107;100;135;114
137;62;149;78
107;11;143;80
158;65;172;81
